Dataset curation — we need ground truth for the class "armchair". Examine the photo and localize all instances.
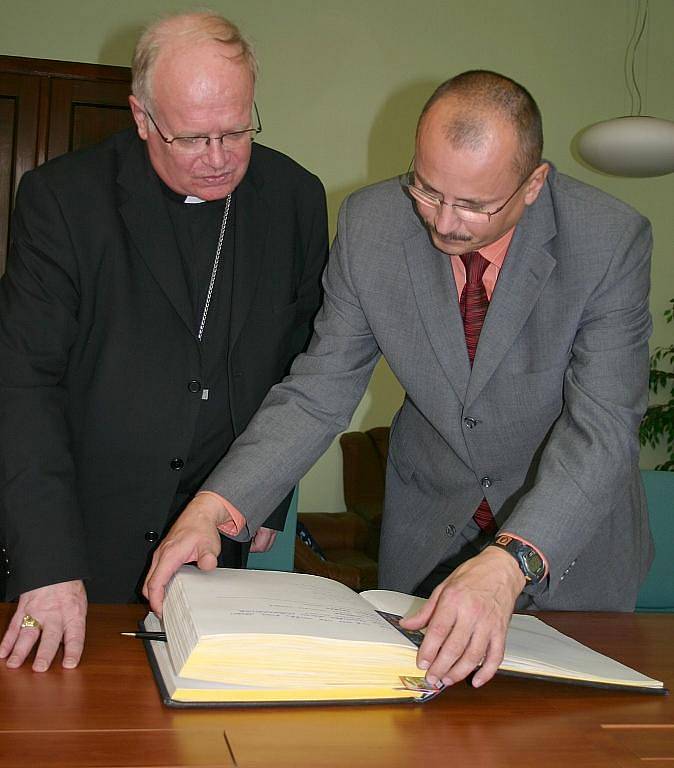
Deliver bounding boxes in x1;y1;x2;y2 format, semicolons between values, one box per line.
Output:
294;427;390;590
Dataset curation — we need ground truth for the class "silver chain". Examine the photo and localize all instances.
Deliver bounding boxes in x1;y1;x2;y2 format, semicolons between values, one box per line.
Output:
197;193;232;341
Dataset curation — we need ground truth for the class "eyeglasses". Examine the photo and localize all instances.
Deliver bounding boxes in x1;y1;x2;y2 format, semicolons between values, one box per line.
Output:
401;160;531;224
144;103;262;155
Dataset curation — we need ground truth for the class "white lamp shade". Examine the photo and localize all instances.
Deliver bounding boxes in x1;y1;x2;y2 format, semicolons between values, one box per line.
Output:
577;116;674;177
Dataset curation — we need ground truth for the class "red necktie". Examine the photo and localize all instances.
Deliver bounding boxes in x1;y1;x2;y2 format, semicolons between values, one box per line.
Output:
459;252;496;534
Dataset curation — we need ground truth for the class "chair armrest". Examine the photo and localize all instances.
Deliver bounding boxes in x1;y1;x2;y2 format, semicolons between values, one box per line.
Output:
297;512;369;551
293;539;365;590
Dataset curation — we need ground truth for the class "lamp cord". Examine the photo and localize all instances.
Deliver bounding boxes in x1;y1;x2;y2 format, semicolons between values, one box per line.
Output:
624;0;648;116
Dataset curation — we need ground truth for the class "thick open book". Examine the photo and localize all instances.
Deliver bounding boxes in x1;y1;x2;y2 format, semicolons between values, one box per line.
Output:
143;566;665;707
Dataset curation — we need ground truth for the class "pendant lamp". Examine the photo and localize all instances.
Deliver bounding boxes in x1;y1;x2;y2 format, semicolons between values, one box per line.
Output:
576;0;674;178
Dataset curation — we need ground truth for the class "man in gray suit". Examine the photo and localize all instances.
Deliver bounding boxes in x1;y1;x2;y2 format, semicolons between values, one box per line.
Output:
145;71;653;689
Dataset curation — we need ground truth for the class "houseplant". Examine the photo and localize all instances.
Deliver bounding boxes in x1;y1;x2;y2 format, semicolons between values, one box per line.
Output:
640;298;674;471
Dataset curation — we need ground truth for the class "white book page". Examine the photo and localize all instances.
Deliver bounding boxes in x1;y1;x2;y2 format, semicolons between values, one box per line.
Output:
504;614;661;685
170;567;413;647
360;589;427;619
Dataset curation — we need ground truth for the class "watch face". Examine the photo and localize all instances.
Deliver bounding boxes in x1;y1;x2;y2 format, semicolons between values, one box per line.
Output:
524;550;543;572
522;548;545;581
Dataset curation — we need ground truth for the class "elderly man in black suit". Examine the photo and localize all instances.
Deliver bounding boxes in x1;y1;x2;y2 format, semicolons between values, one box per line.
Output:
0;11;327;671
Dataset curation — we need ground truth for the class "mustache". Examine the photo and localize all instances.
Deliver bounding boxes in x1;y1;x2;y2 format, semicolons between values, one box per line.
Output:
426;223;472;243
423;220;473;243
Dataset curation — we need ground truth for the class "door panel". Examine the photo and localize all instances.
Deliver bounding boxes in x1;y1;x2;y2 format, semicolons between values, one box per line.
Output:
0;73;40;273
0;57;131;276
48;78;133;159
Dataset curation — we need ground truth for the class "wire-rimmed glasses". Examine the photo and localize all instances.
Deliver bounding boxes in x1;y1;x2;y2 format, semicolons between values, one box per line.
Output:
401;160;530;224
145;103;262;155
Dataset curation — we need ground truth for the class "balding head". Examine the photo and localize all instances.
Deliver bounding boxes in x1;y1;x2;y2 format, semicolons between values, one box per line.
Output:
417;70;543;180
411;71;549;257
132;11;257;110
128;12;257;201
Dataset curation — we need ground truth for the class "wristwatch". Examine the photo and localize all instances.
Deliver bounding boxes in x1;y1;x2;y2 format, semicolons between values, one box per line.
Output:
491;534;546;584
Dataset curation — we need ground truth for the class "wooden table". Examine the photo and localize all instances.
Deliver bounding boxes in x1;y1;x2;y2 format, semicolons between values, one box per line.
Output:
0;604;672;767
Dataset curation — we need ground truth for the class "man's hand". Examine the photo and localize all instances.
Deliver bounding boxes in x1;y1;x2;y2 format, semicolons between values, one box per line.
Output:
250;526;278;553
399;547;525;688
0;580;87;672
143;493;229;616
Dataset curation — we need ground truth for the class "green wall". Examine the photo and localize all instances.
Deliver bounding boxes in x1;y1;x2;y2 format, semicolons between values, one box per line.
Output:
2;0;673;509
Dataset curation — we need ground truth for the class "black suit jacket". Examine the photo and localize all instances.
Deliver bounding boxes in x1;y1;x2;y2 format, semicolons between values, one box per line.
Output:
0;129;328;602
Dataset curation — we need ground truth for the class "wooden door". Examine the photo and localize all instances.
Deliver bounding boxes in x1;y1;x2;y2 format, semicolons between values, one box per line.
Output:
0;56;132;274
47;78;134;160
0;72;41;274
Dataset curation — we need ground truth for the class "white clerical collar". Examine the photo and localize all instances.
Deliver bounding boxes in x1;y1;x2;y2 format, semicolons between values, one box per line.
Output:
184;195;206;204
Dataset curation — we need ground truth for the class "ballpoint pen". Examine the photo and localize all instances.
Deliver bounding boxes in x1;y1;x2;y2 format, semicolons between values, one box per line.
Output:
120;631;167;641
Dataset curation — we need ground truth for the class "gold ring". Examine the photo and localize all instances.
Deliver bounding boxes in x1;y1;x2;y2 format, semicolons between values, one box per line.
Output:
20;614;42;631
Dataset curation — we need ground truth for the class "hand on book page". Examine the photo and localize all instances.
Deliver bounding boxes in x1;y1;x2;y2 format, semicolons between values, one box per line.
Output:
399;546;525;689
143;494;227;616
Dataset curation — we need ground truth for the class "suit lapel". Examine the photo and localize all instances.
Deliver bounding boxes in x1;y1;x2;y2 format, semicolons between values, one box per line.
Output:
229;155;269;348
404;227;471;401
465;184;557;408
117;137;194;334
405;177;558;408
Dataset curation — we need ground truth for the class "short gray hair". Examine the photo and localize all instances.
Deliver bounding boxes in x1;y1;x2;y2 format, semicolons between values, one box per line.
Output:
132;11;258;107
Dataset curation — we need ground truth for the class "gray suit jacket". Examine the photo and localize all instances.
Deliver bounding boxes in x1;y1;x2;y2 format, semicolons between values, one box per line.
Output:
203;165;654;611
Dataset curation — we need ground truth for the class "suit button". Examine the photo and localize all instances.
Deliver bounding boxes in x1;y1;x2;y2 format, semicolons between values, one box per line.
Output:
464;417;477;430
480;476;492;488
187;379;201;393
170;457;184;470
145;530;159;543
445;524;456;537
